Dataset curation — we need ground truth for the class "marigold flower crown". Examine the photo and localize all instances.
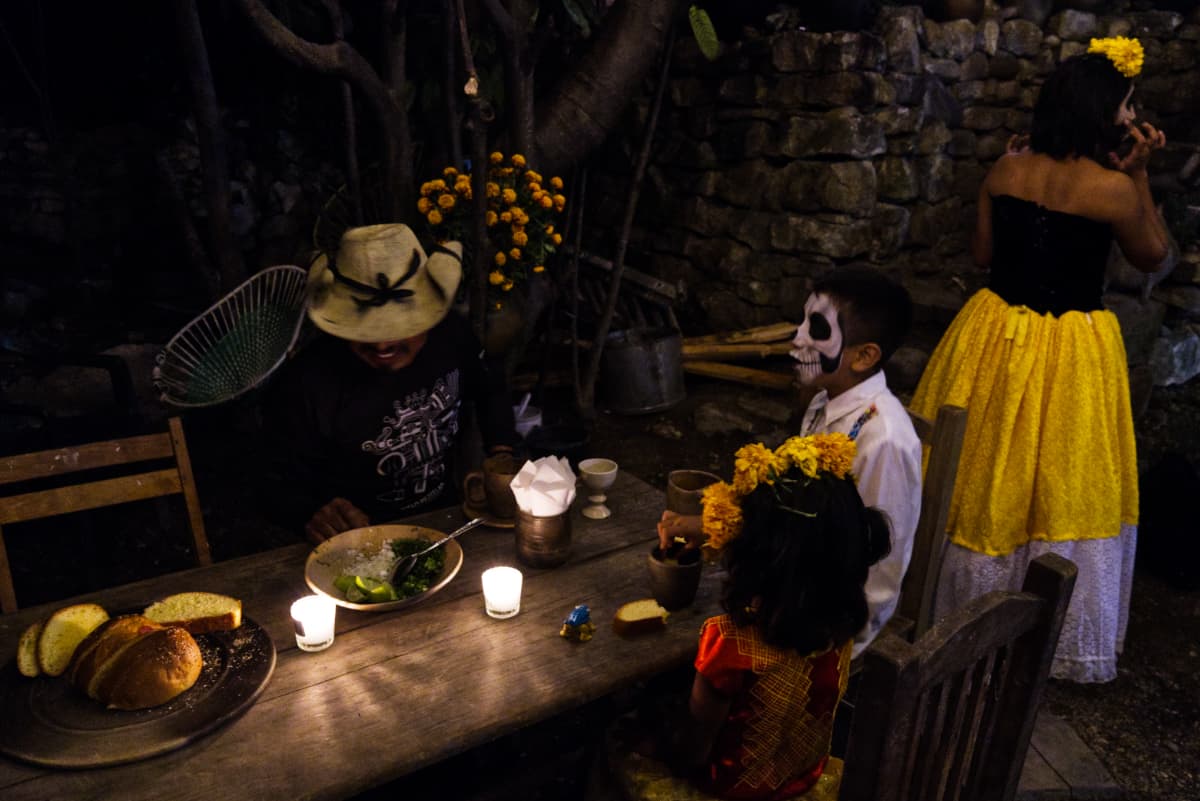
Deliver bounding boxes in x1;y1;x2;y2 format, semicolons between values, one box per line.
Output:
1087;36;1143;78
700;433;857;553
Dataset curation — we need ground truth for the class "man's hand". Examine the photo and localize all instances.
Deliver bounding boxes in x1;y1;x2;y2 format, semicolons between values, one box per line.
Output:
306;498;370;545
657;511;703;552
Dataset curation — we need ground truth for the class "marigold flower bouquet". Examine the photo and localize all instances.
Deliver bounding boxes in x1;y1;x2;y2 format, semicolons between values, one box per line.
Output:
417;151;566;308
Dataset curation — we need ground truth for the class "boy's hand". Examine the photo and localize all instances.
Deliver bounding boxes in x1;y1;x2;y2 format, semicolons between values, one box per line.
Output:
657;511;703;552
306;497;369;545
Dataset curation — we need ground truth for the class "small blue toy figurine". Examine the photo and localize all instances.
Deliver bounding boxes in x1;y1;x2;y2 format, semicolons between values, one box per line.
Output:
559;604;596;642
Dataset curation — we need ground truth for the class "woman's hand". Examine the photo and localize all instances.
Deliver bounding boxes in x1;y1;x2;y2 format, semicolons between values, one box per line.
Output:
1109;121;1167;174
657;511;703;552
306;497;369;545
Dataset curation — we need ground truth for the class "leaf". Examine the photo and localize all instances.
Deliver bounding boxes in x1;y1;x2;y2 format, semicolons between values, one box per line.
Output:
688;5;721;62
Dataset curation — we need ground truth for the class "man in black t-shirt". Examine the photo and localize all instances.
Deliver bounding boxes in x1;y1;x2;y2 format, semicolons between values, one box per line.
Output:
263;224;516;544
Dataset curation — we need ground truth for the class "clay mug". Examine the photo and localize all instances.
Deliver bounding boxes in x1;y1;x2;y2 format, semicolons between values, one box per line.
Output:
647;542;702;611
463;453;519;520
515;508;571;568
666;469;722;515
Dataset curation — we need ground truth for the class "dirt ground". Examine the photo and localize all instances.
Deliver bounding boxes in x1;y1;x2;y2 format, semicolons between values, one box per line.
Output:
6;370;1199;800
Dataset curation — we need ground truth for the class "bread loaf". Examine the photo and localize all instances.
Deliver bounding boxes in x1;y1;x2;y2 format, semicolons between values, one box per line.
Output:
143;592;242;634
612;599;669;637
67;614;203;710
16;621;43;678
36;603;110;677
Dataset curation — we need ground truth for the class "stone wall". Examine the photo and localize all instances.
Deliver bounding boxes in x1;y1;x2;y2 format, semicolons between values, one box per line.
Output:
584;5;1200;338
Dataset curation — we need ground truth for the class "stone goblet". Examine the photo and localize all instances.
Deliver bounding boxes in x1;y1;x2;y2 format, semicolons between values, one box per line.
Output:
578;458;619;520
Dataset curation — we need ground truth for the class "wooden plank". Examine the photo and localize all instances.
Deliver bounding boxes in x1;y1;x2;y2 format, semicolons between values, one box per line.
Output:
1027;712;1122;798
682;322;797;346
0;474;711;801
168;417;212;566
0;525;15;614
0;434;174;485
681;342;793;361
682;361;794;390
0;470;183;525
1016;746;1070;801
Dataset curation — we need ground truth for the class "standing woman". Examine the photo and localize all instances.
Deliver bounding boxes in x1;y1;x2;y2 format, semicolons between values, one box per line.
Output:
911;38;1170;683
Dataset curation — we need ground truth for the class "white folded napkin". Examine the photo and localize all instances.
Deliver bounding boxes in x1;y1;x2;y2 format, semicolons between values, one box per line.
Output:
510;456;577;516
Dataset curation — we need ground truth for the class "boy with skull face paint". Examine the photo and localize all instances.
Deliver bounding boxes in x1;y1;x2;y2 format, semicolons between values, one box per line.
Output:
657;266;921;656
791;266;922;657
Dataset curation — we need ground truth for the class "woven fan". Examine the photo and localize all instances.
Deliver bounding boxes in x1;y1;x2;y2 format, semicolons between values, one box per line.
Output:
154;265;309;407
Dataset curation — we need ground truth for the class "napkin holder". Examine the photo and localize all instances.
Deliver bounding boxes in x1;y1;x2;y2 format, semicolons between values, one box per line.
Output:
515;508;571;568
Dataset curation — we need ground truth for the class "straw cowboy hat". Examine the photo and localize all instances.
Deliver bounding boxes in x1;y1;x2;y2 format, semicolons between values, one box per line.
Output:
306;224;463;342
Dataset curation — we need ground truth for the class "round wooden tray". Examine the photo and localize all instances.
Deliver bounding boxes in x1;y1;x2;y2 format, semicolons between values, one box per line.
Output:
0;617;275;769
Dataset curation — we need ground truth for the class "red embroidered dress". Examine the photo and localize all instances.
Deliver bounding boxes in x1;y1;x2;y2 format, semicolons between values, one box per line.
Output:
692;615;851;800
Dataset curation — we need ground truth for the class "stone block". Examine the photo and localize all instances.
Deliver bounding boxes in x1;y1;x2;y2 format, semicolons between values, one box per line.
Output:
717;74;759;106
878;157;920;201
924;58;962;81
769;31;824;72
669;77;714;108
729;211;777;250
1180;24;1200;41
989;79;1021;104
953;80;986;102
975;132;1010;160
870;203;911;259
679;197;732;237
1006;109;1033;132
882;13;921;74
978;18;1000;56
961;51;989;81
989;50;1020;78
890;73;924;104
887;134;917;156
1102;17;1132;37
769;213;874;259
1001;20;1043;57
715;120;775;161
953;161;987;198
910;197;963;246
816;161;877;217
806;72;883;108
948;129;977;156
1142;38;1169;78
779;109;886;159
874;105;922;136
941;19;979;61
1059;40;1087;61
713;161;782;210
918;155;956;203
962;106;1008;131
1048;9;1098;41
1166;40;1197;71
777;162;823;213
921;76;964;126
1128;10;1184;39
918;119;953;154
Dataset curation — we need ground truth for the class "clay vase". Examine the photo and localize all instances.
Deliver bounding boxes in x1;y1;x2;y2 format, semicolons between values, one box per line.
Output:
666;470;722;515
647;543;702;611
515;508;571;568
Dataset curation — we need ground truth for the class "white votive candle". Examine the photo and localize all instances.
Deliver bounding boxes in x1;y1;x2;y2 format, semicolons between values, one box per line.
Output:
291;595;337;652
481;566;523;619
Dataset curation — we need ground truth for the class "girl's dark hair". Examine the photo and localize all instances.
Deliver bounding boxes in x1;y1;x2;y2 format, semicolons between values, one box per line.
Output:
1030;53;1131;161
721;468;891;655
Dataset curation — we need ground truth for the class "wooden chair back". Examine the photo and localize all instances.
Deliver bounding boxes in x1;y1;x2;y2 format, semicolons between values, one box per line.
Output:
0;417;211;613
841;553;1077;801
897;404;967;638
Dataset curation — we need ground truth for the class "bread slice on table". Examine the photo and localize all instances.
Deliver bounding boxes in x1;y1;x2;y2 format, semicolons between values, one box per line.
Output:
17;620;43;677
612;599;669;637
143;592;242;634
36;603;110;677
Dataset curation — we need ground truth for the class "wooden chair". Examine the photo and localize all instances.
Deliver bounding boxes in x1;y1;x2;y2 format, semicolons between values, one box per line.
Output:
0;417;211;613
839;552;1077;801
896;403;967;639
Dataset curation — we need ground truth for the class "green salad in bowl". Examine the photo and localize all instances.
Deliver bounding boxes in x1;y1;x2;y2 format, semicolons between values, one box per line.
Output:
334;538;446;604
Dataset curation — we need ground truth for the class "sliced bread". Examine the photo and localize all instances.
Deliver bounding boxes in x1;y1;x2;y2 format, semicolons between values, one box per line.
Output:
612;599;669;637
143;592;242;634
36;603;110;677
17;620;43;677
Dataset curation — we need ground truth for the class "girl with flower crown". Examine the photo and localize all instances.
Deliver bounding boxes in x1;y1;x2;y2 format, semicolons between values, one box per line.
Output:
910;38;1170;683
614;435;890;800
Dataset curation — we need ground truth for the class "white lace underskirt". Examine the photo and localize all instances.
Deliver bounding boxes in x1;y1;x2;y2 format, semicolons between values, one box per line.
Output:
932;524;1137;684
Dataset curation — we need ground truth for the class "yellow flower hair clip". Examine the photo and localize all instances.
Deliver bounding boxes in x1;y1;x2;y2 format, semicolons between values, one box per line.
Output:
700;433;857;553
1087;36;1143;78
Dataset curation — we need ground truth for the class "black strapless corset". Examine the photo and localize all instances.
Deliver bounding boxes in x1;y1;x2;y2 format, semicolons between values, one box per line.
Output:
987;194;1112;315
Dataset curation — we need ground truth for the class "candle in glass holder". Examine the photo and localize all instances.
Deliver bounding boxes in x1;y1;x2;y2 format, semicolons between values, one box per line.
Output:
481;566;523;619
291;595;336;652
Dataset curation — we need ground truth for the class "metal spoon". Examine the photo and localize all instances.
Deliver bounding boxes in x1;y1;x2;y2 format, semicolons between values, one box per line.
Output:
386;517;486;585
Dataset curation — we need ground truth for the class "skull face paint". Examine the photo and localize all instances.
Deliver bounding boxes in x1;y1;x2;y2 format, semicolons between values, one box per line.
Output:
790;293;844;385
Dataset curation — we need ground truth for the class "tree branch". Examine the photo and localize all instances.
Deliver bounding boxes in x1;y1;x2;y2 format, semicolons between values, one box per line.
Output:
477;0;517;42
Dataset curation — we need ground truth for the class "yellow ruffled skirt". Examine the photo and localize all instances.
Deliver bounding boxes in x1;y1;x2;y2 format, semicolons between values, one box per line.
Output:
912;288;1138;556
912;289;1139;682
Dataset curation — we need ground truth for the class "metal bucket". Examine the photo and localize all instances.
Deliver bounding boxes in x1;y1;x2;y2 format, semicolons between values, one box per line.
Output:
601;327;686;415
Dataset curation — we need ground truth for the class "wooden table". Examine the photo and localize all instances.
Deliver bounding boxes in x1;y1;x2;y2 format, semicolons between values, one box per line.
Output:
0;471;722;800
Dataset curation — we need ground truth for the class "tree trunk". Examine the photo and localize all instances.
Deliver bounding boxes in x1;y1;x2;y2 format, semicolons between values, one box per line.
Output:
171;0;245;295
535;0;682;176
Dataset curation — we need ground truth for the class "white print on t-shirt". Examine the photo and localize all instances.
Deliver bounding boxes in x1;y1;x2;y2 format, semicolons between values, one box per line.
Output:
360;371;461;509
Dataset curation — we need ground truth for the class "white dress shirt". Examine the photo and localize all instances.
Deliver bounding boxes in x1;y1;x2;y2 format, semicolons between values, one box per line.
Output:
800;370;922;657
